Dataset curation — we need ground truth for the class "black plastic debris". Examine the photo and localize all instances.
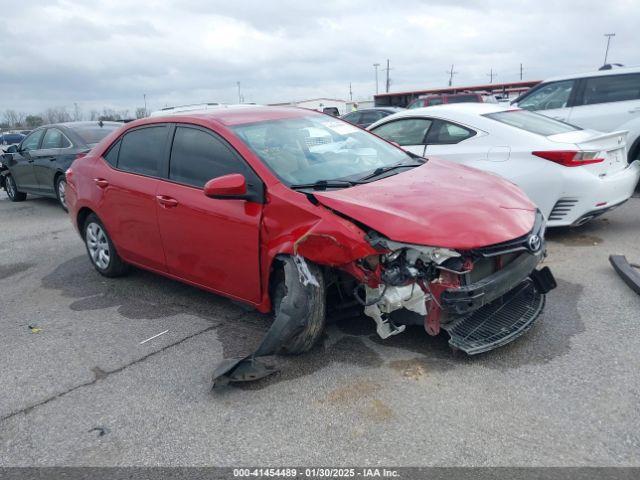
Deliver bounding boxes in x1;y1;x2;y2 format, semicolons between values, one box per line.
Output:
211;257;316;388
88;426;110;437
610;255;640;295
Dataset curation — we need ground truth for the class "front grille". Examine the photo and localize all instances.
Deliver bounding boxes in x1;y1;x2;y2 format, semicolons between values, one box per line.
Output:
549;198;578;221
442;280;544;355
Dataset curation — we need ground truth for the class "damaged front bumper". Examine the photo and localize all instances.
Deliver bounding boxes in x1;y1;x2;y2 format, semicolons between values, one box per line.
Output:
362;212;556;354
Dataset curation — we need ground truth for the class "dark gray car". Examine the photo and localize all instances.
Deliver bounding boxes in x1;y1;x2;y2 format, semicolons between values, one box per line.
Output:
340;107;404;128
1;121;121;210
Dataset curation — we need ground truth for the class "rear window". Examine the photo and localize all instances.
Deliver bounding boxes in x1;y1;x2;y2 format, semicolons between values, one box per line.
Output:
70;123;121;145
448;94;480;103
484;110;580;136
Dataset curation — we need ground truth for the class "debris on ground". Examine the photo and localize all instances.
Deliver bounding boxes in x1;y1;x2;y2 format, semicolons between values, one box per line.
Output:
28;325;42;334
609;255;640;295
88;426;110;437
139;329;169;345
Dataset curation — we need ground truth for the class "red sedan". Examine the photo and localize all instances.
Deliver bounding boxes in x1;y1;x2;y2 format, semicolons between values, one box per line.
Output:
65;106;555;386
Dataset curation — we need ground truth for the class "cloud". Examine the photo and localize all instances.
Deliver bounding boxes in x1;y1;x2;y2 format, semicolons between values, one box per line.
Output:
0;0;637;115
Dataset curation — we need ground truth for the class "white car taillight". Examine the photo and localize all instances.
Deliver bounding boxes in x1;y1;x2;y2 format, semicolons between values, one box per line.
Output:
532;150;604;167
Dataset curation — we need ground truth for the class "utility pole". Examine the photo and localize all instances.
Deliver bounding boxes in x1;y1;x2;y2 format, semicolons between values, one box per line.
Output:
487;68;496;83
349;82;353;101
237;81;245;104
519;63;523;81
143;94;147;115
373;63;380;95
384;59;391;93
446;64;458;86
603;33;616;65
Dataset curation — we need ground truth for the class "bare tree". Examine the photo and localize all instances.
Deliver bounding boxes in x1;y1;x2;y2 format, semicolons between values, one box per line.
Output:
25;115;44;128
89;109;100;121
73;103;83;122
43;107;72;124
3;110;28;128
135;107;148;119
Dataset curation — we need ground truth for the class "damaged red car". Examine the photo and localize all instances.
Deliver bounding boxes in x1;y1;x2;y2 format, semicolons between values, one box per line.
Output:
65;106;556;386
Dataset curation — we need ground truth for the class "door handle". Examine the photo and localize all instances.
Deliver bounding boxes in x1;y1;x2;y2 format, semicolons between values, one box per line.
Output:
156;195;178;208
93;178;109;188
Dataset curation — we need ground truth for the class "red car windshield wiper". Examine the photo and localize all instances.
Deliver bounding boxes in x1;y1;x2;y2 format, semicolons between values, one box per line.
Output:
357;159;425;182
289;179;365;191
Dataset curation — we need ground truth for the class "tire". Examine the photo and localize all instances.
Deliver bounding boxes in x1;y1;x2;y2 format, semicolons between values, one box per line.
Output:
5;175;27;202
83;213;129;277
55;174;68;212
629;138;640;164
273;257;326;355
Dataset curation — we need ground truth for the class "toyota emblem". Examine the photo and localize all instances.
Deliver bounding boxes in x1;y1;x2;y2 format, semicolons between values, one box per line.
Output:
527;234;542;252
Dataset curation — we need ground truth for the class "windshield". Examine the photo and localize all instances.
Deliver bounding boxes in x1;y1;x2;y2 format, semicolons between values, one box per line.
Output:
484;109;581;136
231;115;412;185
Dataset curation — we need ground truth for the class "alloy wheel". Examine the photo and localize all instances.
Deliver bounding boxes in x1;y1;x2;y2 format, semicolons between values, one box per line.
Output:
6;176;16;199
86;222;111;270
57;178;67;209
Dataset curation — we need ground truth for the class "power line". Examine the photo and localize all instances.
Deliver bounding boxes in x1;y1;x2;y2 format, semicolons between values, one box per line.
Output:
446;64;458;86
603;33;616;66
373;63;380;95
487;68;497;83
384;59;392;93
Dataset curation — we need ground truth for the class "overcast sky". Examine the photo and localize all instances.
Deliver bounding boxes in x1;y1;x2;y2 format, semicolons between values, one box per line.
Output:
1;0;638;116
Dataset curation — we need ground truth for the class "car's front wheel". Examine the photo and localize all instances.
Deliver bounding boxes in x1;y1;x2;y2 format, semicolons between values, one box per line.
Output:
272;256;326;355
55;175;68;212
5;175;27;202
83;213;129;277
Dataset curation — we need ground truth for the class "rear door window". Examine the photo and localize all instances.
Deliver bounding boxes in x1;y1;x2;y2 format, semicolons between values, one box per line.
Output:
117;126;168;177
371;118;433;145
426;120;476;144
581;73;640;105
518;80;575;111
169;126;249;188
41;128;70;149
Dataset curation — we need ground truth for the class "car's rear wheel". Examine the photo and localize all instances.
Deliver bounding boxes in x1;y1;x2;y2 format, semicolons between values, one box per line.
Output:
55;175;68;212
5;175;26;202
83;213;128;277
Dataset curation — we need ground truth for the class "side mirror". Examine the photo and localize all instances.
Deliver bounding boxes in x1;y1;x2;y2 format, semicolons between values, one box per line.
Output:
5;145;18;154
204;173;247;199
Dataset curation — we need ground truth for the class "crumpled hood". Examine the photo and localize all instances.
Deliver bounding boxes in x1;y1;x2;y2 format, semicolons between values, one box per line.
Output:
313;158;536;250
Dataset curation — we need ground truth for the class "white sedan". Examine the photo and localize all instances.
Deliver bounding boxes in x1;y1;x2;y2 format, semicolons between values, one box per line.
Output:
368;103;640;227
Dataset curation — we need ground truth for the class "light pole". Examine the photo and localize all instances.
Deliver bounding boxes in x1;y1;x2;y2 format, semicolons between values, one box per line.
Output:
143;94;147;115
603;33;615;66
373;63;380;95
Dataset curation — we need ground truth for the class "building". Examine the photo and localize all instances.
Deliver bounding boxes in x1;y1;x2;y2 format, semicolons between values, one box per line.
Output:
374;80;541;108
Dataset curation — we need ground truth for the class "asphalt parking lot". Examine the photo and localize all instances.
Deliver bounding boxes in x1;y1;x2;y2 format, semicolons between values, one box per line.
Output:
1;191;639;467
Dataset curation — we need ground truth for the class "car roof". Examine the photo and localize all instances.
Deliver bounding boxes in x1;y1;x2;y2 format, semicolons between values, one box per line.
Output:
141;105;322;127
541;65;640;83
368;103;515;131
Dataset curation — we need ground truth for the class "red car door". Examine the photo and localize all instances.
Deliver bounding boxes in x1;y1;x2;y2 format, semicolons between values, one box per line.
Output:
155;125;263;304
95;125;170;272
